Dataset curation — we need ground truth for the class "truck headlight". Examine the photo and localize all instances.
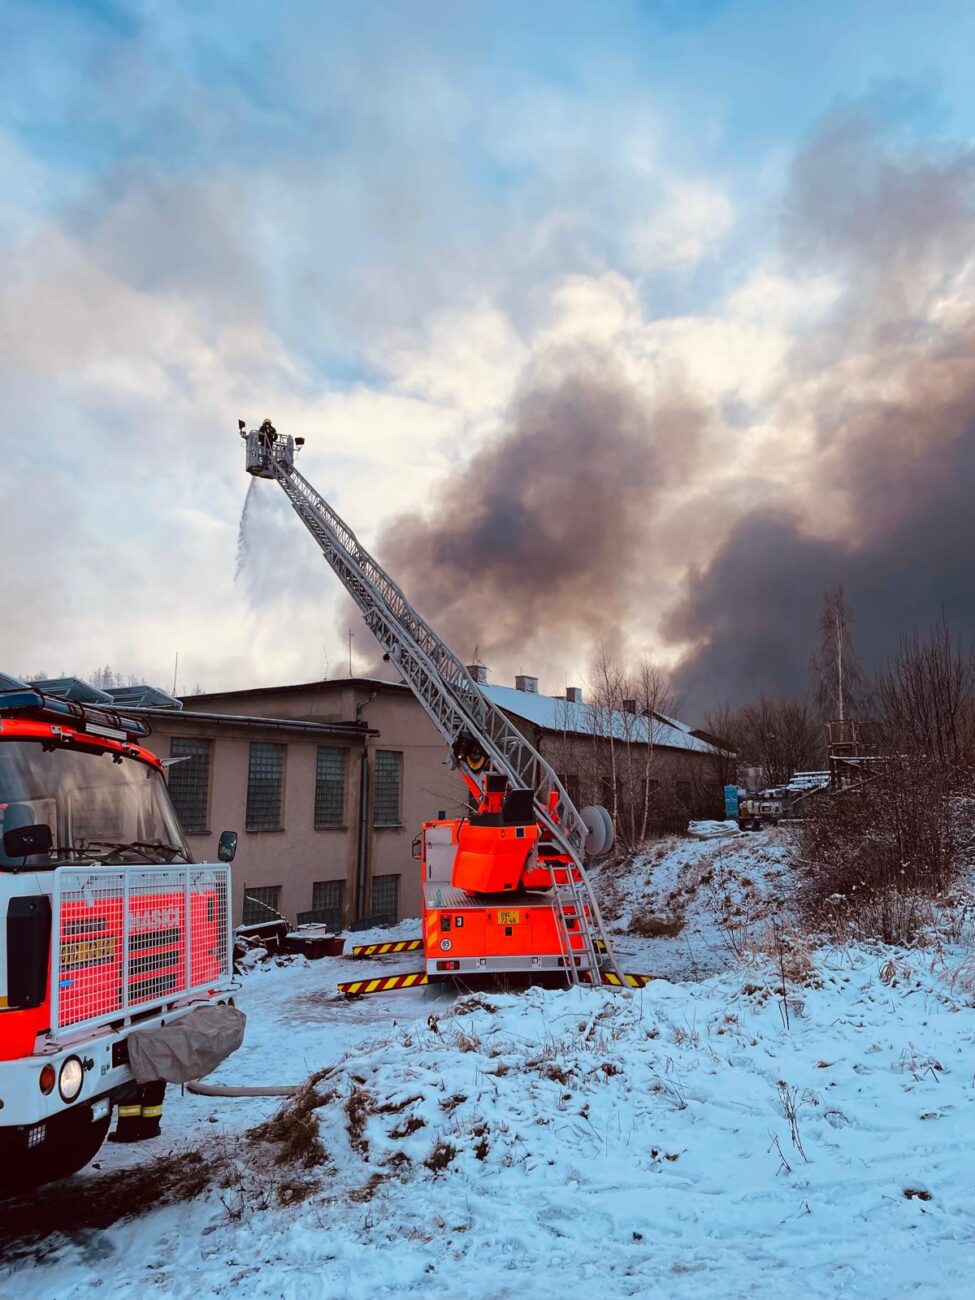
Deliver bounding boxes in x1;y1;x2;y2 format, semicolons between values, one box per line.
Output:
59;1056;84;1102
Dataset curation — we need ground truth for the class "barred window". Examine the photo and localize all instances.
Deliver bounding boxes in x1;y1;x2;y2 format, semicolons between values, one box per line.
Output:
371;873;399;925
307;879;345;929
558;771;580;806
315;747;347;827
167;738;211;833
242;885;281;925
373;750;402;826
246;743;285;831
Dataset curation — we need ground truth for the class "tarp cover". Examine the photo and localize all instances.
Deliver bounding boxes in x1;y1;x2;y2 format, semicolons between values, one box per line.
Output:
127;1004;246;1084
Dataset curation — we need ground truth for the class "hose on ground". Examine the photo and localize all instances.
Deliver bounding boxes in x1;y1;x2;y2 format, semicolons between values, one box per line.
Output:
186;1079;299;1098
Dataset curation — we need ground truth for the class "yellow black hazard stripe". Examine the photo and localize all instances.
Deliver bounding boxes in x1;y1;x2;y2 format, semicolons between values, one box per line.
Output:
598;971;655;989
350;939;423;959
338;971;429;996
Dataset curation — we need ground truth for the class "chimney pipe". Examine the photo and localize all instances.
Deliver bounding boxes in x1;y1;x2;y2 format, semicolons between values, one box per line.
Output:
515;674;539;694
566;686;583;705
468;663;488;685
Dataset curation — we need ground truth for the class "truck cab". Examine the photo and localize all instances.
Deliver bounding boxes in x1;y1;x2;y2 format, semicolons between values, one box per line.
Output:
0;681;239;1191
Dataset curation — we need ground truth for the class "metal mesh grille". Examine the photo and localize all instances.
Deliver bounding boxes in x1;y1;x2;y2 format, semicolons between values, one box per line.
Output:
371;873;399;925
246;743;285;831
373;750;402;826
52;866;230;1032
167;738;211;833
314;747;347;827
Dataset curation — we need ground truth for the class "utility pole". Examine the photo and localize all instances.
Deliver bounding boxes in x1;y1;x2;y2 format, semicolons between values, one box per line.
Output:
835;608;844;722
172;651;179;695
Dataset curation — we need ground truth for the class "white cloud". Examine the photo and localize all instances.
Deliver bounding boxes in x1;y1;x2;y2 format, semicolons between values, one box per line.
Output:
625;179;735;274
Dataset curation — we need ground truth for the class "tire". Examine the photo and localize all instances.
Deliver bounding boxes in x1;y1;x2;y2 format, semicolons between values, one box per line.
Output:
0;1106;112;1195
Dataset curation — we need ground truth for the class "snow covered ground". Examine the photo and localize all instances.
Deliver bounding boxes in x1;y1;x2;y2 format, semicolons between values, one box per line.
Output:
5;833;975;1298
593;825;797;980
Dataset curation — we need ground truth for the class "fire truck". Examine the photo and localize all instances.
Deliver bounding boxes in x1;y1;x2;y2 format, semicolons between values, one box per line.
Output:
240;420;637;992
0;679;239;1191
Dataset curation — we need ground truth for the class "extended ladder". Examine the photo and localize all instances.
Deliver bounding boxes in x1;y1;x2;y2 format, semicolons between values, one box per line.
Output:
244;428;623;984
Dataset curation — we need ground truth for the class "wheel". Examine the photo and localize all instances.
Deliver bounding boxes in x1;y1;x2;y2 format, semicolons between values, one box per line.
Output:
37;1107;113;1184
0;1106;112;1195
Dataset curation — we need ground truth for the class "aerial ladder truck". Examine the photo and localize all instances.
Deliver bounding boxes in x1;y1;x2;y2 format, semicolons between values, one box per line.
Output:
240;419;643;993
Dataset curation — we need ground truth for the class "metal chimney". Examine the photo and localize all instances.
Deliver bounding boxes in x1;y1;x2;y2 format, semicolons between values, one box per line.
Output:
515;674;539;694
468;663;488;685
566;686;583;705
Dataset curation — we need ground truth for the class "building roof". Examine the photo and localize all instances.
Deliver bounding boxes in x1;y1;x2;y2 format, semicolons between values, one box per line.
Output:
182;677;401;704
135;706;376;740
175;676;719;755
482;684;718;755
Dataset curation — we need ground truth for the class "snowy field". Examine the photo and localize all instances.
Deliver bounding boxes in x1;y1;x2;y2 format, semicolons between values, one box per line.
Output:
4;834;975;1299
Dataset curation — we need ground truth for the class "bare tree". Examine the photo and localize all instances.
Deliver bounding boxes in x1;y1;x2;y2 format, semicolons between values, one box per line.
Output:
734;694;820;788
701;703;739;793
801;619;975;940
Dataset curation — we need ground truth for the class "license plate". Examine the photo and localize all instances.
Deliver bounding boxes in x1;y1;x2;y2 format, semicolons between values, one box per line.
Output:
60;936;116;968
497;909;520;925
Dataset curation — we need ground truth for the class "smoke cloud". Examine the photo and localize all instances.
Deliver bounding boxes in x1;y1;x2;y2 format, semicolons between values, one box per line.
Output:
377;356;708;672
671;111;975;711
372;107;975;715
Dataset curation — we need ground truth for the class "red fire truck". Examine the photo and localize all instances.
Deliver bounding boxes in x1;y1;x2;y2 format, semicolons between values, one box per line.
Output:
0;680;239;1191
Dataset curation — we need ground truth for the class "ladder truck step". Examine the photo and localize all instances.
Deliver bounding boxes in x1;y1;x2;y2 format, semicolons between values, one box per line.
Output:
350;939;423;958
338;971;429;996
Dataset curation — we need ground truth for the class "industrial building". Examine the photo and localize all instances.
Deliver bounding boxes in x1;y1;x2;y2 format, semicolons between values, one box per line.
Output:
142;671;725;927
11;671;725;929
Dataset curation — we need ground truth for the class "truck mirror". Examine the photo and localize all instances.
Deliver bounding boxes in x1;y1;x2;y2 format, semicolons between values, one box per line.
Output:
3;822;53;860
217;830;238;863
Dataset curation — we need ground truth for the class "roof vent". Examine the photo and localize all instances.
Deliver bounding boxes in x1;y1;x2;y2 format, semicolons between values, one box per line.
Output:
467;663;488;685
622;697;641;715
565;686;583;705
515;674;539;694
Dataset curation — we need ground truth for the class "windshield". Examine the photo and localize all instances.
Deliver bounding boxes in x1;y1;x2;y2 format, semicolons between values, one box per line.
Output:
0;739;189;867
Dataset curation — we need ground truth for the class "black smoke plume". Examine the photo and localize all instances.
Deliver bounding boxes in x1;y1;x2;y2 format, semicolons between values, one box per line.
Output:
377;107;975;714
378;357;706;671
673;110;975;711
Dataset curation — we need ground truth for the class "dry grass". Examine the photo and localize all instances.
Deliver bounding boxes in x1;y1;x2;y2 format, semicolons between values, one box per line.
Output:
424;1140;458;1173
630;910;685;939
247;1069;334;1169
1;1145;226;1260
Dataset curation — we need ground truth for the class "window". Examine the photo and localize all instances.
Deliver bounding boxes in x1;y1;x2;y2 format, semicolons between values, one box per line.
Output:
306;879;345;929
314;747;347;827
167;738;211;833
242;885;281;925
371;873;399;925
246;743;285;831
558;771;580;806
373;750;402;826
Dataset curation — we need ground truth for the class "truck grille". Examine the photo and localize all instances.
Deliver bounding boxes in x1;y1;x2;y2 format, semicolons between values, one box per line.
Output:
50;866;230;1033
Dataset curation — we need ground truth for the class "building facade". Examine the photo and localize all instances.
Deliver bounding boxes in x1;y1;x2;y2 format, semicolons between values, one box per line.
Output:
142;680;466;930
139;673;724;928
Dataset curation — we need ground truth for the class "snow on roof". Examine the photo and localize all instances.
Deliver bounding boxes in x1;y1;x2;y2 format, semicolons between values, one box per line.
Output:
482;683;717;754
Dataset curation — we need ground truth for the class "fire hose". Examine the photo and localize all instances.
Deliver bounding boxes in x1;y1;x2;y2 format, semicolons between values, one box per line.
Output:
186;1079;299;1098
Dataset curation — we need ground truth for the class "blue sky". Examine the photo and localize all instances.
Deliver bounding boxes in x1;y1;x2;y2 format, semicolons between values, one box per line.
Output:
3;2;975;706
